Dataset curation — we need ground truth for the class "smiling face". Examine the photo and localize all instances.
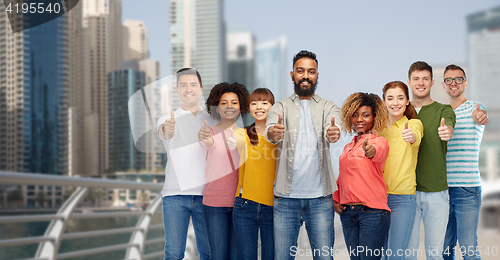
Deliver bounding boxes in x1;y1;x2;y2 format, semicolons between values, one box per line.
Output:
351;105;374;134
443;69;467;98
249;100;272;122
290;57;318;98
384;87;409;120
177;74;203;110
216;92;240;121
408;70;433;99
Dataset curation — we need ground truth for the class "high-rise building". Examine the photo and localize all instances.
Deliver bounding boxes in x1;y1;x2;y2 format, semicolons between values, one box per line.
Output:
467;6;500;180
0;1;70;175
124;20;148;61
108;61;146;172
169;0;226;109
256;36;288;101
83;0;126;174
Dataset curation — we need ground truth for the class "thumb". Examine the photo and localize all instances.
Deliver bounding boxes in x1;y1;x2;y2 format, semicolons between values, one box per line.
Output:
278;113;283;125
204;120;208;127
170;110;175;120
440;118;445;127
331;116;335;127
404;121;409;130
476;103;480;111
362;136;369;149
229;128;234;135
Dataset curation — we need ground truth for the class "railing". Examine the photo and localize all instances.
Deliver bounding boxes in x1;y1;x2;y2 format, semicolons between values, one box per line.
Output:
0;171;173;260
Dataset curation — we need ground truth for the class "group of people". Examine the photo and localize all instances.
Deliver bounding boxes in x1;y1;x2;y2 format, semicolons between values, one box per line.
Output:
156;50;489;260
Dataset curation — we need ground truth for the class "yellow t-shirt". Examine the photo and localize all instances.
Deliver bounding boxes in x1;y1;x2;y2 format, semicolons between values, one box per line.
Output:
380;116;423;195
234;128;277;206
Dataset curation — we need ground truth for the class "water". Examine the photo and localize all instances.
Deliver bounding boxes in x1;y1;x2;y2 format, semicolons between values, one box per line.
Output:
0;213;164;260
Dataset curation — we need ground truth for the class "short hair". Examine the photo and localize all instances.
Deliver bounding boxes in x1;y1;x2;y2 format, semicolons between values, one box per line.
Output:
408;61;433;79
341;92;388;135
293;50;318;68
246;88;275;146
382;81;417;120
443;64;466;78
176;68;202;87
205;82;250;120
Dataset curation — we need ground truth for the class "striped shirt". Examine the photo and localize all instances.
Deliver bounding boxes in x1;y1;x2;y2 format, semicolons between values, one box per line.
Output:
446;100;486;187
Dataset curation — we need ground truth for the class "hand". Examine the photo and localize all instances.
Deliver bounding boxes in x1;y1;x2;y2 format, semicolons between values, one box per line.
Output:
162;110;176;139
326;116;340;143
438;118;453;141
472;103;489;125
226;128;238;150
198;120;213;147
362;136;376;159
334;201;345;214
401;121;416;143
268;113;285;143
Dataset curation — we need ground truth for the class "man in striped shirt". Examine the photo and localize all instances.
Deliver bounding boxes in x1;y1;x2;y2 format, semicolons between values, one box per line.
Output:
442;64;489;260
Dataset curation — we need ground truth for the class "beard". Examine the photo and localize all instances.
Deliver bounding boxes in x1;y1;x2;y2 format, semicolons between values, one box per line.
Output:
294;78;317;97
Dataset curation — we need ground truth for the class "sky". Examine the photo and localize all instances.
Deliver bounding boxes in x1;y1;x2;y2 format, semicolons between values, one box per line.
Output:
122;0;500;162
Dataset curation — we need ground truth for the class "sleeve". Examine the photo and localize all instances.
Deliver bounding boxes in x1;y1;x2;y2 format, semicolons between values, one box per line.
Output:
323;101;342;141
478;102;487;113
156;114;170;140
442;105;456;129
371;136;390;163
333;190;340;204
408;119;424;147
234;128;247;150
265;102;285;144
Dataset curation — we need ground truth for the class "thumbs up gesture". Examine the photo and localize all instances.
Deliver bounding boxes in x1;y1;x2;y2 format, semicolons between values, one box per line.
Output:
472;103;489;125
162;110;176;139
326;116;340;143
401;121;416;143
199;120;214;147
362;136;376;159
438;118;453;141
268;113;285;143
226;128;238;150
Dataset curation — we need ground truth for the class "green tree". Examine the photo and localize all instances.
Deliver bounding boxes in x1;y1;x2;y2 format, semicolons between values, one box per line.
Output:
7;189;23;208
35;191;46;207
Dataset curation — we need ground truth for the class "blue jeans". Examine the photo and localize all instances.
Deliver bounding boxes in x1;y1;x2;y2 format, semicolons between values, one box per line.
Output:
406;190;449;260
162;195;210;260
274;195;335;260
203;205;239;260
233;196;274;260
443;187;482;260
382;194;416;260
340;205;390;260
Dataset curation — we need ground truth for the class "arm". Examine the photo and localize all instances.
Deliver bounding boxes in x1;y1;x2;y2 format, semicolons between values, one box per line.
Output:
369;136;389;163
407;119;424;146
265;103;285;144
438;105;456;141
324;102;342;143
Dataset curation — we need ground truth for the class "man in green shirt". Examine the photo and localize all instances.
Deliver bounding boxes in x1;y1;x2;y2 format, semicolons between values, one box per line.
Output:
406;61;456;260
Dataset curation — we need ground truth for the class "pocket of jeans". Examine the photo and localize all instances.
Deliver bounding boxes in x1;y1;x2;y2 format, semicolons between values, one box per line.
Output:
234;197;247;209
460;186;480;196
361;205;382;214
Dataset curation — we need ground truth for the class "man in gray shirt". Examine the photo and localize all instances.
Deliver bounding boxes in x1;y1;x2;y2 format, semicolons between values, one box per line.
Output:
266;50;341;259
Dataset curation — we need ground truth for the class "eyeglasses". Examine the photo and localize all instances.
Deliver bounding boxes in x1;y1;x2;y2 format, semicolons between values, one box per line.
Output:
444;77;466;85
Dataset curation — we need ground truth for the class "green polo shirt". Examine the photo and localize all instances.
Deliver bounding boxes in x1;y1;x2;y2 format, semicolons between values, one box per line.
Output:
414;101;456;192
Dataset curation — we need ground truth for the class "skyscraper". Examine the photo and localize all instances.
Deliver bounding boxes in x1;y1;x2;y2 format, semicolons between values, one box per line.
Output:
256;36;288;101
124;20;148;61
467;6;500;180
169;0;226;109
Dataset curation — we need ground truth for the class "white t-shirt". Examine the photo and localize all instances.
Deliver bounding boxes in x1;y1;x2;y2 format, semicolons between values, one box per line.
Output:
157;107;216;196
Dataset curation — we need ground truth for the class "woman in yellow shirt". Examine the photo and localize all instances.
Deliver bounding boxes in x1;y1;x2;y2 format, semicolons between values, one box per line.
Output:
380;81;423;260
232;88;277;260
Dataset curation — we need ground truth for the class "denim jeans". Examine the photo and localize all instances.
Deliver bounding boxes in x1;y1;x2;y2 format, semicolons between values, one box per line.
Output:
406;190;449;260
233;196;274;260
340;205;390;260
443;186;482;260
382;194;416;260
202;205;239;260
274;195;335;260
162;195;210;260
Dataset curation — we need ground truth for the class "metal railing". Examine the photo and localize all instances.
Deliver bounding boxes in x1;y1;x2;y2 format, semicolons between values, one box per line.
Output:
0;171;168;260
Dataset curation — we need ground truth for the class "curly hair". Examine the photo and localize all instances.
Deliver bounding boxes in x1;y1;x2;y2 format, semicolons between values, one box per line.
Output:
341;92;388;135
205;82;250;120
382;81;417;120
246;88;275;146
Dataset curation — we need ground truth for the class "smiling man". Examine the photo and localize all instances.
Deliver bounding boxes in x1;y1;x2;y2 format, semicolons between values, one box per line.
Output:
442;64;488;260
266;50;342;260
406;61;456;260
157;68;216;260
